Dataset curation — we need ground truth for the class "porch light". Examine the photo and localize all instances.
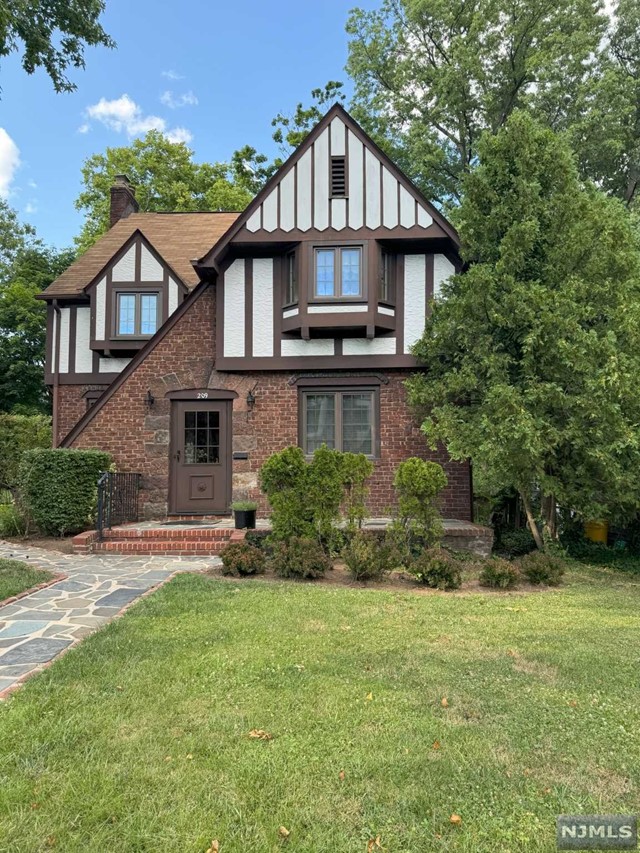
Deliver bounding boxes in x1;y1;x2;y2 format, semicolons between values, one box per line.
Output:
246;388;256;409
146;389;155;409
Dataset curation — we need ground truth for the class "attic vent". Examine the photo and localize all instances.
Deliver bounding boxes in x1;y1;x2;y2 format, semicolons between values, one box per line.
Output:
330;156;347;198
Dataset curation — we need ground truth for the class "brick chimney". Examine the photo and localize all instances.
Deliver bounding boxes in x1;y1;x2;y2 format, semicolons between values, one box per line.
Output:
109;175;139;227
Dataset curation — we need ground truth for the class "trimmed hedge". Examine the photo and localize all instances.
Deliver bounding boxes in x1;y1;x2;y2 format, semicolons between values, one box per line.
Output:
19;449;112;536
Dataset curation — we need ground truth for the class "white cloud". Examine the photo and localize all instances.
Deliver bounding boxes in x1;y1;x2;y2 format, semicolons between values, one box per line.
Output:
84;94;192;143
24;202;37;215
160;90;198;109
161;70;184;80
0;128;20;198
27;179;37;189
165;127;193;144
77;123;90;134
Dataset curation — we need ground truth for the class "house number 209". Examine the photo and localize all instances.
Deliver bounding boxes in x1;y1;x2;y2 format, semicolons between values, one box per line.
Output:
196;392;209;399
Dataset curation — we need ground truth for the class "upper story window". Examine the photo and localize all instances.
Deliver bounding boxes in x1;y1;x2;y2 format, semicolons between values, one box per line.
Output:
285;251;298;305
115;291;160;337
314;247;362;299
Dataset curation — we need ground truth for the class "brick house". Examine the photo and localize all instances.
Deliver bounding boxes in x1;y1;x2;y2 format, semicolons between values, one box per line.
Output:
40;105;472;521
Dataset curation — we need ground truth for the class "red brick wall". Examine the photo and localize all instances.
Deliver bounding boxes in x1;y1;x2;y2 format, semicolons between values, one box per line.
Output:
56;384;109;445
68;286;471;520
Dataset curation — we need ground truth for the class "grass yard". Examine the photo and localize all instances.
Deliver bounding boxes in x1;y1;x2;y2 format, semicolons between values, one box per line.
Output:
0;558;54;601
1;565;639;852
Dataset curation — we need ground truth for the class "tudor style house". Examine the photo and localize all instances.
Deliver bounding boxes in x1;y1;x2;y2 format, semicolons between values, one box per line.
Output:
40;105;471;521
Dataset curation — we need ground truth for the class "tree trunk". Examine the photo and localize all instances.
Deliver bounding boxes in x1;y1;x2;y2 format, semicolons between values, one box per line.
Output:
541;493;558;541
519;489;544;550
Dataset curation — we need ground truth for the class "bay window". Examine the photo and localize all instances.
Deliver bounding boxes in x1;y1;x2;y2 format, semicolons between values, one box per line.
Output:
314;246;362;299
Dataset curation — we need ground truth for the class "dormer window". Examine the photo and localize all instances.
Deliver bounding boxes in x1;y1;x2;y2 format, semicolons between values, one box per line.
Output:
115;291;160;338
314;247;362;299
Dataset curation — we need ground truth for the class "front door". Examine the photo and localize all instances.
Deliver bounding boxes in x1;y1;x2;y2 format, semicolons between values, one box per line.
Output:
170;400;231;514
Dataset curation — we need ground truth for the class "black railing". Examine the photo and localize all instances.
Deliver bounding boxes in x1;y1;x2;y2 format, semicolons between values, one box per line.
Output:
97;472;141;539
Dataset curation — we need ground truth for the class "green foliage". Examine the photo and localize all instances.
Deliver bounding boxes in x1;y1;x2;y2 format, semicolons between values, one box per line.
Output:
259;446;375;547
0;0;114;93
270;537;331;580
495;528;537;559
479;559;520;590
0;503;27;538
220;542;266;577
390;458;447;558
230;500;257;512
407;547;463;590
0;414;51;493
517;551;565;586
341;452;375;530
342;530;397;582
408;112;640;537
74;131;254;252
19;449;112;536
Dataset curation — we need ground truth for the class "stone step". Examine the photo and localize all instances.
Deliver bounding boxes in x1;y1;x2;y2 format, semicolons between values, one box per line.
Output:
100;527;237;540
93;538;234;555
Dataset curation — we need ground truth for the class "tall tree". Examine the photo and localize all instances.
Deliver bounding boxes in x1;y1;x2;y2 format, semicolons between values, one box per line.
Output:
406;113;640;546
0;202;74;413
74;131;254;252
1;0;114;93
345;0;608;207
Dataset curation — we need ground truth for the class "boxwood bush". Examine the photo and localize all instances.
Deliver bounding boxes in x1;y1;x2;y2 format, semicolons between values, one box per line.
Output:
479;558;519;590
517;551;565;586
342;529;397;582
270;536;331;580
220;541;266;576
408;547;463;590
19;449;112;536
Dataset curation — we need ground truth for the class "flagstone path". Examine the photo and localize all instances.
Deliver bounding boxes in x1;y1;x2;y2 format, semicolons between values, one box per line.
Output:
0;541;217;696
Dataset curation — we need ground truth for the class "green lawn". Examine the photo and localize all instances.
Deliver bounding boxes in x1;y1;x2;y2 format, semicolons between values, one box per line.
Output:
1;565;639;852
0;558;54;601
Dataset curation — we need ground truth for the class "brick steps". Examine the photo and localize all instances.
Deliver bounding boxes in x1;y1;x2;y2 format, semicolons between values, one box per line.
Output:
72;525;245;555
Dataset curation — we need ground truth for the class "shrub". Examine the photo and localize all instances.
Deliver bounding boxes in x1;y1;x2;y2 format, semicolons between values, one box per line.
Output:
220;542;266;576
244;529;271;551
479;558;519;590
408;547;462;590
390;458;448;559
306;445;347;547
19;449;112;536
496;528;537;558
518;551;565;586
259;447;315;540
342;530;397;582
0;414;51;495
341;452;375;530
0;503;27;537
270;536;331;579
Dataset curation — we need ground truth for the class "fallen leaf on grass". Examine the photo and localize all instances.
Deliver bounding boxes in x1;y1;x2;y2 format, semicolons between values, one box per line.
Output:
205;841;220;853
339;770;346;781
278;826;290;838
367;836;383;851
450;814;462;826
568;700;578;708
432;740;441;750
45;836;56;848
186;753;194;760
441;697;449;708
366;692;373;701
248;729;273;740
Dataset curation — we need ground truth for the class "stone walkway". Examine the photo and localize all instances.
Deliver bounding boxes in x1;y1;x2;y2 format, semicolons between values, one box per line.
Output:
0;541;217;696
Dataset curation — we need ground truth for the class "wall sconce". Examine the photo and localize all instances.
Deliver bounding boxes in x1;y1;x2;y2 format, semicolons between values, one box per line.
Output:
246;388;256;410
146;389;155;409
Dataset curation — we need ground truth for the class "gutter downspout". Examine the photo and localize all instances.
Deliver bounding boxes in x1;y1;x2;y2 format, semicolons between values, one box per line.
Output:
52;299;61;448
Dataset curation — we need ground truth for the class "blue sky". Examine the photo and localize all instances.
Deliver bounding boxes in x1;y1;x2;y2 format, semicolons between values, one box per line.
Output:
0;0;378;250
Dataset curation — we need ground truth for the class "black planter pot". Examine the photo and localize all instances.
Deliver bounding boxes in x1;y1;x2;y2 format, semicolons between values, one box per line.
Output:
234;509;256;530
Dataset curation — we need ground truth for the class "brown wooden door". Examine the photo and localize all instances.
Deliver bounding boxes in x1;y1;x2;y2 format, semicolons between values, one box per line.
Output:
170;400;231;514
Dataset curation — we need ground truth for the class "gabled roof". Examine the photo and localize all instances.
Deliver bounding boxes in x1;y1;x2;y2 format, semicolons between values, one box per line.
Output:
196;103;459;268
41;211;239;299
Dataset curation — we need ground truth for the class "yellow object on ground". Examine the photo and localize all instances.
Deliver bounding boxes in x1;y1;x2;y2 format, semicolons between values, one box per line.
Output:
584;520;608;543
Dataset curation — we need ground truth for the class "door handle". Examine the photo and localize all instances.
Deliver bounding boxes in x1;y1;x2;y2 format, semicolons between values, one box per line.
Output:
175;449;181;461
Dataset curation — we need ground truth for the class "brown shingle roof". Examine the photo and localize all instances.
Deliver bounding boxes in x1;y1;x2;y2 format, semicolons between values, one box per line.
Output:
41;211;239;298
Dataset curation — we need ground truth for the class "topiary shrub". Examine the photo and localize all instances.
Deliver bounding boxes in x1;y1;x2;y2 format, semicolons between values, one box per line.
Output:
342;529;397;582
19;449;112;536
306;445;348;549
479;558;519;590
220;541;266;576
390;458;448;561
517;551;565;586
341;452;375;531
270;536;331;580
495;528;537;558
259;446;315;540
407;547;462;590
0;503;27;537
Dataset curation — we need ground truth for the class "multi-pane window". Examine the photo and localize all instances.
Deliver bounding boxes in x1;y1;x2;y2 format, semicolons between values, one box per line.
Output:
285;251;298;305
184;410;220;464
302;390;376;456
115;292;159;337
314;247;362;299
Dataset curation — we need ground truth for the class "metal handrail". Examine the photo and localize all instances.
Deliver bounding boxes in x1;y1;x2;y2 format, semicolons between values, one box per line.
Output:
96;472;141;540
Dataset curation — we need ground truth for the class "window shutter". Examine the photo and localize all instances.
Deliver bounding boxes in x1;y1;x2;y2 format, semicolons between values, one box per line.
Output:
330;156;347;197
